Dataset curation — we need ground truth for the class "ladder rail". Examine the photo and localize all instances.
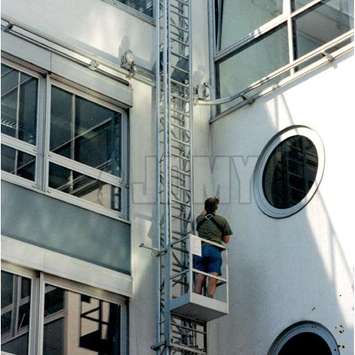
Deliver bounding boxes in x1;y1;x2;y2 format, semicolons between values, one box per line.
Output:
157;0;207;354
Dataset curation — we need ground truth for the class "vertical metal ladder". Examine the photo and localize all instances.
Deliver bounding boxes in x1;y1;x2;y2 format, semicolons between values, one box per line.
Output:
155;0;208;354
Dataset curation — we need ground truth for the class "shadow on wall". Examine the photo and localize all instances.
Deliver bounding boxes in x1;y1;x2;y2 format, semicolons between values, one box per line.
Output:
209;79;353;355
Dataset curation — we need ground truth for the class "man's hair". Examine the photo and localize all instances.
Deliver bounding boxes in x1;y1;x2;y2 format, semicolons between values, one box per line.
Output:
205;197;220;214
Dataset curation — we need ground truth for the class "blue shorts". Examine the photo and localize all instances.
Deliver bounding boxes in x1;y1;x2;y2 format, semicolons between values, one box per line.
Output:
193;243;222;275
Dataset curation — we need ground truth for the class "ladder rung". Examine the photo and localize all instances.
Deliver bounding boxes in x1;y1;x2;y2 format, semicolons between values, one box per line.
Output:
171;93;190;103
171;78;189;88
171;343;206;355
171;122;190;132
171;137;190;146
172;168;191;176
171;153;191;161
171;36;189;47
171;51;189;61
171;31;188;41
172;183;191;192
171;23;189;34
170;10;189;20
172;0;189;7
171;108;190;116
172;215;191;223
172;198;191;207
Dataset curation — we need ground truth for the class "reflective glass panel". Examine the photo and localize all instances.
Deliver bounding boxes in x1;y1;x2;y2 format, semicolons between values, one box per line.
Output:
43;285;121;355
50;87;121;177
1;64;38;145
114;0;153;16
1;145;36;181
217;25;289;112
292;0;314;10
219;0;283;49
49;163;121;211
1;271;31;355
263;135;318;209
294;0;354;59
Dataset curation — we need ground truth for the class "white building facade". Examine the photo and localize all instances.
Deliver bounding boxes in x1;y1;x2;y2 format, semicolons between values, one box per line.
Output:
1;0;353;354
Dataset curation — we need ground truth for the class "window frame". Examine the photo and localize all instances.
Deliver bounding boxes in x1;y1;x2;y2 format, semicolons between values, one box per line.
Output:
46;79;129;220
101;0;155;24
1;261;128;355
253;126;325;218
1;59;43;188
1;60;130;222
212;0;354;115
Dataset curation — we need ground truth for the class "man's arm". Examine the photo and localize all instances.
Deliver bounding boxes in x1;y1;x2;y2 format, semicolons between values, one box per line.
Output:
222;219;233;244
223;235;231;243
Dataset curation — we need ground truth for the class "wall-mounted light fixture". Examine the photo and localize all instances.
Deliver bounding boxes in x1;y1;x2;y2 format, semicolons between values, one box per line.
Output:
121;49;137;78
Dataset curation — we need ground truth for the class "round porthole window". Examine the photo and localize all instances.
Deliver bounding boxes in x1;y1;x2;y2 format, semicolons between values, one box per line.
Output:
254;126;325;218
268;322;340;355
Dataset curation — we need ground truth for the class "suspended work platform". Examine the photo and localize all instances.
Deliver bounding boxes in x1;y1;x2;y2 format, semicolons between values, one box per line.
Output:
169;235;229;322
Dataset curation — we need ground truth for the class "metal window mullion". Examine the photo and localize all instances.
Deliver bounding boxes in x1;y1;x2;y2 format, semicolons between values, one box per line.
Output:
14;72;21;175
120;111;129;219
69;94;76;193
43;77;52;192
285;0;296;75
36;75;47;191
36;273;46;355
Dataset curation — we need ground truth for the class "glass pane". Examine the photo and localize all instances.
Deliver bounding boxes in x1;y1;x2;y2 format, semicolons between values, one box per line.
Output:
294;0;354;59
219;0;283;49
292;0;314;10
1;65;19;137
1;145;36;181
50;87;121;176
1;64;38;144
217;25;289;112
1;272;31;355
114;0;153;16
263;136;318;209
44;285;121;355
50;86;73;159
19;73;38;145
49;163;121;211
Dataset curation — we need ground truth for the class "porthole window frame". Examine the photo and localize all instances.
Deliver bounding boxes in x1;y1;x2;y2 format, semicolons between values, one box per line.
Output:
268;321;340;355
254;126;325;218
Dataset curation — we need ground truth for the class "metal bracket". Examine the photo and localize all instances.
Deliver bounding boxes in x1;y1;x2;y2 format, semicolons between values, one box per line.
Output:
3;23;13;32
321;50;335;62
139;243;167;257
151;341;167;351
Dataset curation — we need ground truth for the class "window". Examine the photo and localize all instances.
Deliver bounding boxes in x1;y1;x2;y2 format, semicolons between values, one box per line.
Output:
215;0;354;113
254;127;325;218
1;62;128;219
1;267;127;355
106;0;153;17
43;285;122;355
269;322;340;355
1;64;39;184
1;271;32;355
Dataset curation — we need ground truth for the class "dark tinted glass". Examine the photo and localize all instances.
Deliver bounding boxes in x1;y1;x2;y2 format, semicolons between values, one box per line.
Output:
1;64;38;144
1;145;36;181
263;135;318;209
44;285;121;355
294;0;354;60
50;87;121;176
115;0;153;16
1;271;31;355
48;163;121;211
